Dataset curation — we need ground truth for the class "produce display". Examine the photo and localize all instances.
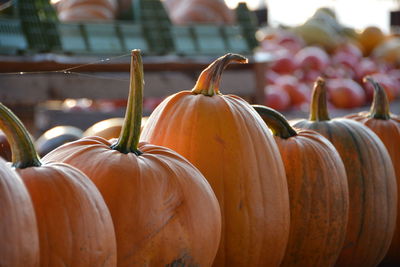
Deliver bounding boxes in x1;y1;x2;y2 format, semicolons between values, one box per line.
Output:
2;7;400;262
259;8;400;112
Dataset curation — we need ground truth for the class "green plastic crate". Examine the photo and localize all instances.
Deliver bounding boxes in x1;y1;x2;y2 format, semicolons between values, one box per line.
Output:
170;26;197;56
192;25;227;55
57;23;87;54
118;23;149;54
83;23;124;54
222;25;250;54
0;18;28;54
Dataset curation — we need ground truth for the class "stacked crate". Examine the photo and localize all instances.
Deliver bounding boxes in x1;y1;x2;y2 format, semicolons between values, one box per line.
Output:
0;0;259;56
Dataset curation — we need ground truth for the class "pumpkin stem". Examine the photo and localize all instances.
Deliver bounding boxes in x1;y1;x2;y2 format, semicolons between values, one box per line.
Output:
111;50;144;155
192;53;248;96
252;105;297;139
0;103;41;168
309;77;330;121
364;76;391;120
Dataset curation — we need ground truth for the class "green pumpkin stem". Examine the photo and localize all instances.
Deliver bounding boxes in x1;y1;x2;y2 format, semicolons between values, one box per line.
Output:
192;53;248;96
0;103;41;168
364;76;391;120
111;50;144;155
309;77;330;121
253;105;297;139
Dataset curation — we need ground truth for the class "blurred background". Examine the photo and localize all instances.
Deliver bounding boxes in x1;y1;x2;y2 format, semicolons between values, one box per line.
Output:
1;0;400;157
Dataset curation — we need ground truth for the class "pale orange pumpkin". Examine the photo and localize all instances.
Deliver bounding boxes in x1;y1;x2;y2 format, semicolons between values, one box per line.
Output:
140;54;290;267
43;50;222;267
165;0;235;25
54;0;118;21
0;157;39;267
0;104;117;266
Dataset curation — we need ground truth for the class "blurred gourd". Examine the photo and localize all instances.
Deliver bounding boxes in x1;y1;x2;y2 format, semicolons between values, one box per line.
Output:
164;0;235;25
53;0;118;21
35;126;83;157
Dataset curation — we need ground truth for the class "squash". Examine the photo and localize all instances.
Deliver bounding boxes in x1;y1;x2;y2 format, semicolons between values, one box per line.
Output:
0;157;39;266
83;117;124;140
83;117;149;140
165;0;235;25
293;78;397;267
346;77;400;265
253;104;349;267
0;104;117;266
43;50;222;267
54;0;118;21
140;53;290;267
35;125;83;157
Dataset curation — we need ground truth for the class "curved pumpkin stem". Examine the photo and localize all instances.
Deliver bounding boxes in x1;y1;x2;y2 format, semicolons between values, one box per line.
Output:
253;105;297;139
192;53;248;96
0;103;41;168
364;76;391;120
309;77;330;121
111;50;144;155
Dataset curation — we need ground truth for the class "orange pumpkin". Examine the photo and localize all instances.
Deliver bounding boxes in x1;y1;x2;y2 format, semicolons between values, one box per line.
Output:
165;0;235;25
293;78;397;266
253;104;349;267
43;50;222;267
54;0;118;21
83;117;124;139
0;157;39;266
0;104;117;266
140;54;290;267
346;77;400;265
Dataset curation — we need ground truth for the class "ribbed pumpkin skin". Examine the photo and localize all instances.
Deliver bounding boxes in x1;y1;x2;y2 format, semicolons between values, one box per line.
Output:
17;162;117;267
275;129;349;267
293;118;397;267
43;137;222;267
140;91;290;267
0;158;39;267
347;112;400;264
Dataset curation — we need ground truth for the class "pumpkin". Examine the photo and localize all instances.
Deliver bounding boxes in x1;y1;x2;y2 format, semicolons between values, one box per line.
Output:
0;104;117;266
346;77;400;265
140;53;290;267
253;104;349;267
35;125;83;157
293;78;397;267
83;117;124;140
43;50;222;267
164;0;235;25
0;157;39;266
54;0;118;21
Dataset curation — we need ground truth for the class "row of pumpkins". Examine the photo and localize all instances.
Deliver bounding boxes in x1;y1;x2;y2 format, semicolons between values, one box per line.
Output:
1;51;400;266
54;0;235;25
